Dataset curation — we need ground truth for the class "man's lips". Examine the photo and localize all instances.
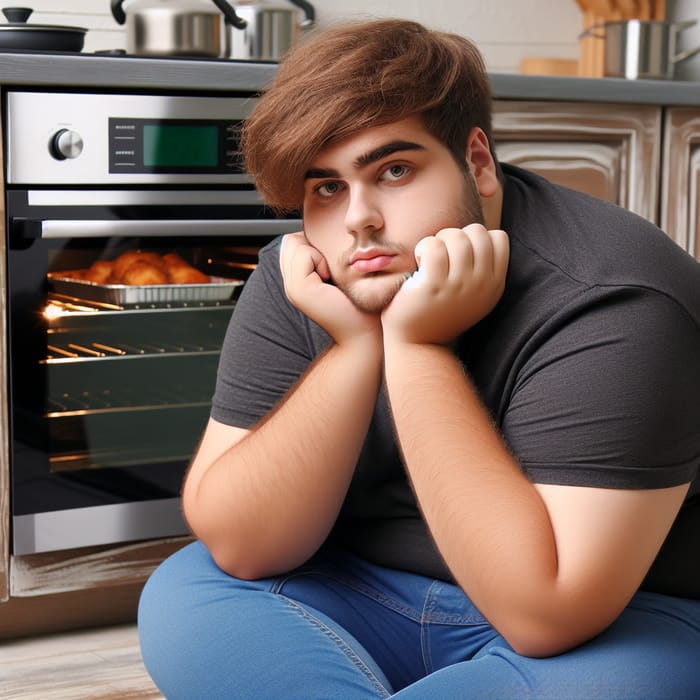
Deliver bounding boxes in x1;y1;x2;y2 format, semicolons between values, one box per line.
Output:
349;250;397;273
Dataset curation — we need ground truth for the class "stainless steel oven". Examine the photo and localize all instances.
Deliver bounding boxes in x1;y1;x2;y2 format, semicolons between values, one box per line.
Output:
4;89;299;555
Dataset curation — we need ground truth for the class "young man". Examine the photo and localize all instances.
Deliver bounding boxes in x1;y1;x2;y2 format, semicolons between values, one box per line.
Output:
138;19;700;699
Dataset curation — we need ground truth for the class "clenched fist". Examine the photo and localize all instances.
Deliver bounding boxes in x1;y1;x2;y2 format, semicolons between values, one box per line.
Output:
280;232;381;346
381;224;509;345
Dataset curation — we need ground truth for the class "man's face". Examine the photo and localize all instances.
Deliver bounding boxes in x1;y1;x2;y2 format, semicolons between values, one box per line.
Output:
302;116;484;314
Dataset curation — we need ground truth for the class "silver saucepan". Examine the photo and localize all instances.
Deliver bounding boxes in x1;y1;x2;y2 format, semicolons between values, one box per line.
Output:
226;0;315;62
110;0;246;58
581;19;700;80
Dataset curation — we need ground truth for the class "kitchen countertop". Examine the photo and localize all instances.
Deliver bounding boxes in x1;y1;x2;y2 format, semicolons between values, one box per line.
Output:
0;49;700;106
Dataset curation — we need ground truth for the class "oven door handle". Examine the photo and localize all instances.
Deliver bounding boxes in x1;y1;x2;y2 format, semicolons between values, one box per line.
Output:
12;218;303;240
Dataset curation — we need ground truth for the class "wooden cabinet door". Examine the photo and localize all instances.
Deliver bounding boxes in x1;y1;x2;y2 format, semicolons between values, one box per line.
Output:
493;101;662;224
661;107;700;259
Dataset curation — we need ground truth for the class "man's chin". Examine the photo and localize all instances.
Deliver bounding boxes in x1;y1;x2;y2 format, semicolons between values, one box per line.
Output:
343;274;405;314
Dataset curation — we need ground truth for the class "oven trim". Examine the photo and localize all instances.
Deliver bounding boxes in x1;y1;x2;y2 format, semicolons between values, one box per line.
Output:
13;498;188;555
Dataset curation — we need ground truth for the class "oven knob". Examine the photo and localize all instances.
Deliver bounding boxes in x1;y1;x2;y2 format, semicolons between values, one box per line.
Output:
49;129;84;160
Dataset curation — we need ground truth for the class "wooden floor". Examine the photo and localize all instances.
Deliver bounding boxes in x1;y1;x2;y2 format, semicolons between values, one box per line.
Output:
0;624;164;699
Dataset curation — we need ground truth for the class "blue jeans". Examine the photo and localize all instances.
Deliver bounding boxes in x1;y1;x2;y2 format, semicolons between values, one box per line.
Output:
138;541;700;699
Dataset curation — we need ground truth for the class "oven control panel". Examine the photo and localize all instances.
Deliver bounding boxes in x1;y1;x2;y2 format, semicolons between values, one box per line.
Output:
5;91;255;185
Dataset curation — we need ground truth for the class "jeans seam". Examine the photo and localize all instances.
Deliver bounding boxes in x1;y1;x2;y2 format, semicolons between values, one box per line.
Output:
275;568;425;623
276;593;391;698
420;581;440;676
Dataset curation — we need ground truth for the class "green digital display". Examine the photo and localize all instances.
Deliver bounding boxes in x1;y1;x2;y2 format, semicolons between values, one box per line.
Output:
143;124;219;168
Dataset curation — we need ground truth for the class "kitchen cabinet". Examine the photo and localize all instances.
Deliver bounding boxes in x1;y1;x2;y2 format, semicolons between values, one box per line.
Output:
660;107;700;257
492;100;662;224
0;538;191;638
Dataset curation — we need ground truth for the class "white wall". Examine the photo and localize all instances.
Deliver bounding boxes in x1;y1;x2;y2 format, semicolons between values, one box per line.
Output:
13;0;700;79
10;0;583;73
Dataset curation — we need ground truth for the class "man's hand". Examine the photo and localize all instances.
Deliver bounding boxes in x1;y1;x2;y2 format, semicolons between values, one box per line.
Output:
382;224;509;345
280;232;381;346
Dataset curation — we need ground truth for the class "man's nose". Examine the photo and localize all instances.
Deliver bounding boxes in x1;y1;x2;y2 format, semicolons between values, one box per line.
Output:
344;185;383;238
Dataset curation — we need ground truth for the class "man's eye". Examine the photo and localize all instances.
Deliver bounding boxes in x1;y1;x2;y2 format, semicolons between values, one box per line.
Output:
380;164;410;182
316;181;343;197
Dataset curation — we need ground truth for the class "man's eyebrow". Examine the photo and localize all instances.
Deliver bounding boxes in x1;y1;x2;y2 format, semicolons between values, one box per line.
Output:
304;140;426;180
354;140;426;169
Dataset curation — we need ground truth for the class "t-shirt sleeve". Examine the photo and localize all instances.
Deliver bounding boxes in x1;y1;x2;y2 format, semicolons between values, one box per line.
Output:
502;286;700;492
210;238;326;428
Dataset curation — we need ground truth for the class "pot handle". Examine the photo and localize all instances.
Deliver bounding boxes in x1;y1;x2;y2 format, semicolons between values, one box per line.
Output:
673;19;700;64
578;24;606;40
288;0;316;28
2;7;33;23
674;19;697;32
211;0;247;29
110;0;126;25
673;44;700;64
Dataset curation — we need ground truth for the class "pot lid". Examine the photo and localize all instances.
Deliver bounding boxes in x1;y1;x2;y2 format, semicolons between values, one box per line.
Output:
1;7;86;32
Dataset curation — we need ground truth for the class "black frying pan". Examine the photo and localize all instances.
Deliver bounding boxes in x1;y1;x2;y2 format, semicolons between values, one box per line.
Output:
0;7;86;52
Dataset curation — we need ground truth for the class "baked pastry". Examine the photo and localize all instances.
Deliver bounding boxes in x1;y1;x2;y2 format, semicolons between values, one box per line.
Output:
60;268;90;281
162;253;210;284
120;260;169;285
110;251;165;284
53;251;210;285
85;260;113;284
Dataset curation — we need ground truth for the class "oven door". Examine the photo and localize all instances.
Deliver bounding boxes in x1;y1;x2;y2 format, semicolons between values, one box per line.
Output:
7;187;300;554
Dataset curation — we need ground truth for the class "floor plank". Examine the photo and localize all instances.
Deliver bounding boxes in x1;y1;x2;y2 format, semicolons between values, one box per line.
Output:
0;624;164;699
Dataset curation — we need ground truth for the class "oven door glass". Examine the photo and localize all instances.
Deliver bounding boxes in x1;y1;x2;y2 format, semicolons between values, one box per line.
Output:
7;216;279;554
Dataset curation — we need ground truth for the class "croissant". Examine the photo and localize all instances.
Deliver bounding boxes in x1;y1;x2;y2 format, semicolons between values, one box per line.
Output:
55;251;210;286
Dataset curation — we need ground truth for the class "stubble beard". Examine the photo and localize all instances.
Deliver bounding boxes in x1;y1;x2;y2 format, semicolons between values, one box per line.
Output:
338;268;409;314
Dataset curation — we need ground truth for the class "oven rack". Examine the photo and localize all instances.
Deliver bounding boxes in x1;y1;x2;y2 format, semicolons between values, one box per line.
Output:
48;446;199;473
44;338;222;362
46;293;238;313
46;385;214;416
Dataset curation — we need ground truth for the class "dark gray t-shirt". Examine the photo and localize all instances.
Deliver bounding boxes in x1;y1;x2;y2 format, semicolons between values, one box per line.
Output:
211;164;700;598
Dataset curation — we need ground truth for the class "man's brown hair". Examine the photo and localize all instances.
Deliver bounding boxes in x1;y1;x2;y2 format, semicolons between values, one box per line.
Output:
241;18;496;212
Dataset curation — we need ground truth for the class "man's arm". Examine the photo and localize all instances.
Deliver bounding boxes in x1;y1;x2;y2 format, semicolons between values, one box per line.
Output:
183;233;383;579
383;340;687;656
381;225;690;657
183;333;381;579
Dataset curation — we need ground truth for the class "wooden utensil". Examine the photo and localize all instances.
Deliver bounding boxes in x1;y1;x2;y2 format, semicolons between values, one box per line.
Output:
616;0;639;18
652;0;666;20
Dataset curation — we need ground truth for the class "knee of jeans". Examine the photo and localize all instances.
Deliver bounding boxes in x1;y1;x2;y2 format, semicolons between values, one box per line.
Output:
137;540;272;640
138;544;192;654
138;544;222;641
137;541;258;681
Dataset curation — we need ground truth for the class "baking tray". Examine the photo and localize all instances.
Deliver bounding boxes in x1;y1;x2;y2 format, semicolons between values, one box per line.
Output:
48;273;244;306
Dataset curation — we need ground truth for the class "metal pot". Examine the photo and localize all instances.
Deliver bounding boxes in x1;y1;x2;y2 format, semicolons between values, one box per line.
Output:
0;7;86;52
227;0;315;61
110;0;246;58
583;19;700;80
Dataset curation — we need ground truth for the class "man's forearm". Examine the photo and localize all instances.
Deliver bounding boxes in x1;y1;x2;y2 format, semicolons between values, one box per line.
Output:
187;334;383;579
383;340;563;648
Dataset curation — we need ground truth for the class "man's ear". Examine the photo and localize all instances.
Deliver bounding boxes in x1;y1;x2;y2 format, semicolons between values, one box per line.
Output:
466;127;500;198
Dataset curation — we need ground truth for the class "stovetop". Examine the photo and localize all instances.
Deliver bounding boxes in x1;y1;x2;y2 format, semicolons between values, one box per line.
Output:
0;48;278;93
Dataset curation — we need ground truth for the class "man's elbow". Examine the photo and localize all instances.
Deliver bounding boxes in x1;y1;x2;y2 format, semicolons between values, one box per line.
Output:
203;542;271;581
182;501;289;581
500;615;610;659
184;518;270;580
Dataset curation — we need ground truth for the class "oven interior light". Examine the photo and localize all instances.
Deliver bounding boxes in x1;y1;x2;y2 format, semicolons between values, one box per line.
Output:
43;303;66;320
